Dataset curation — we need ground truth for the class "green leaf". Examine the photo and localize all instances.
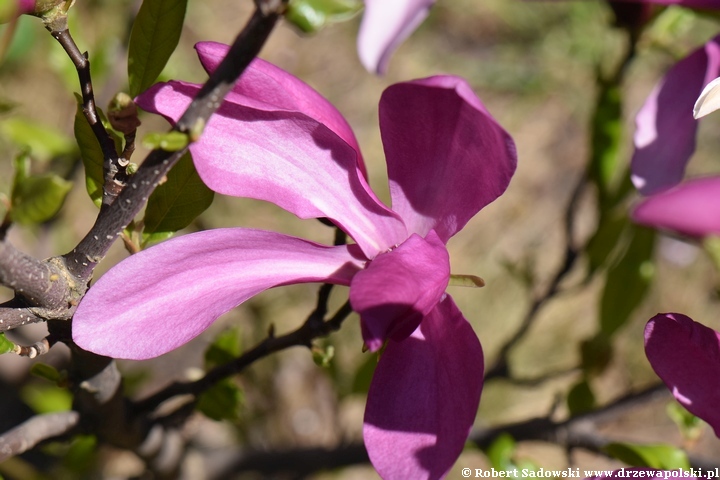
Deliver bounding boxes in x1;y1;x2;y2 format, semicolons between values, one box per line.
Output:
11;154;72;224
127;0;188;97
585;209;628;276
21;384;72;414
590;81;623;201
567;379;596;415
666;402;703;442
312;344;335;368
599;226;655;337
0;333;15;354
485;433;516;471
142;151;214;246
603;442;690;469
580;334;613;377
350;353;377;395
204;328;241;368
141;131;190;151
0;117;76;162
62;435;97;474
286;0;362;33
196;379;242;421
73;96;105;208
30;363;62;383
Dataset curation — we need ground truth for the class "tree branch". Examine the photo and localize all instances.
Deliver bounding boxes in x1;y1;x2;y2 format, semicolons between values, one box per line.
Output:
0;241;70;310
0;411;80;462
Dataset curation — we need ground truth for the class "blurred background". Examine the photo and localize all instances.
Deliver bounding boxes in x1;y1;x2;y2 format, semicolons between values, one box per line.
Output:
2;0;720;477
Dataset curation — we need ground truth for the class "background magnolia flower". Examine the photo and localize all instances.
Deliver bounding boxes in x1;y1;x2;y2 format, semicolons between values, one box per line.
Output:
631;33;720;195
358;0;435;74
645;313;720;437
72;42;517;479
632;176;720;237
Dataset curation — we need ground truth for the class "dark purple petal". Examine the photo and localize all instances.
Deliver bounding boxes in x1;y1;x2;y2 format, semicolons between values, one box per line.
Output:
73;229;365;360
631;176;720;238
350;230;449;352
136;81;407;258
379;76;517;242
631;34;720;195
363;296;483;480
357;0;435;74
194;42;367;176
645;313;720;435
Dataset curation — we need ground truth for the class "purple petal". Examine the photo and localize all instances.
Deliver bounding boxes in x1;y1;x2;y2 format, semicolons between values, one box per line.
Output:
363;296;483;480
350;230;449;352
136;81;407;258
73;229;365;360
357;0;435;74
194;42;367;177
631;35;720;195
379;76;517;242
631;176;720;238
645;313;720;435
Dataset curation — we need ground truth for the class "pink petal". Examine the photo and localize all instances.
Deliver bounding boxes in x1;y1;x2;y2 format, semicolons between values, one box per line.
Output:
350;230;449;352
631;176;720;238
357;0;435;74
631;35;720;195
73;229;365;360
136;81;407;258
363;296;483;480
379;76;517;242
194;42;367;177
645;313;720;436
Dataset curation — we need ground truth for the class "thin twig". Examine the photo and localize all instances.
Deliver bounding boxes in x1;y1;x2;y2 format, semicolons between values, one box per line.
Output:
486;174;586;380
50;28;122;210
135;300;353;413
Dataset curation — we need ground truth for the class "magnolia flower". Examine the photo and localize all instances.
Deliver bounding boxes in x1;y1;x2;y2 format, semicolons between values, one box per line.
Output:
358;0;435;74
645;313;720;436
72;42;517;479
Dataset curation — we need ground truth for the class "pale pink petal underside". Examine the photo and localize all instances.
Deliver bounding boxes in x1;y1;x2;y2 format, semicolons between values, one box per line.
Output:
357;0;435;74
73;229;364;360
136;81;407;258
194;41;366;176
